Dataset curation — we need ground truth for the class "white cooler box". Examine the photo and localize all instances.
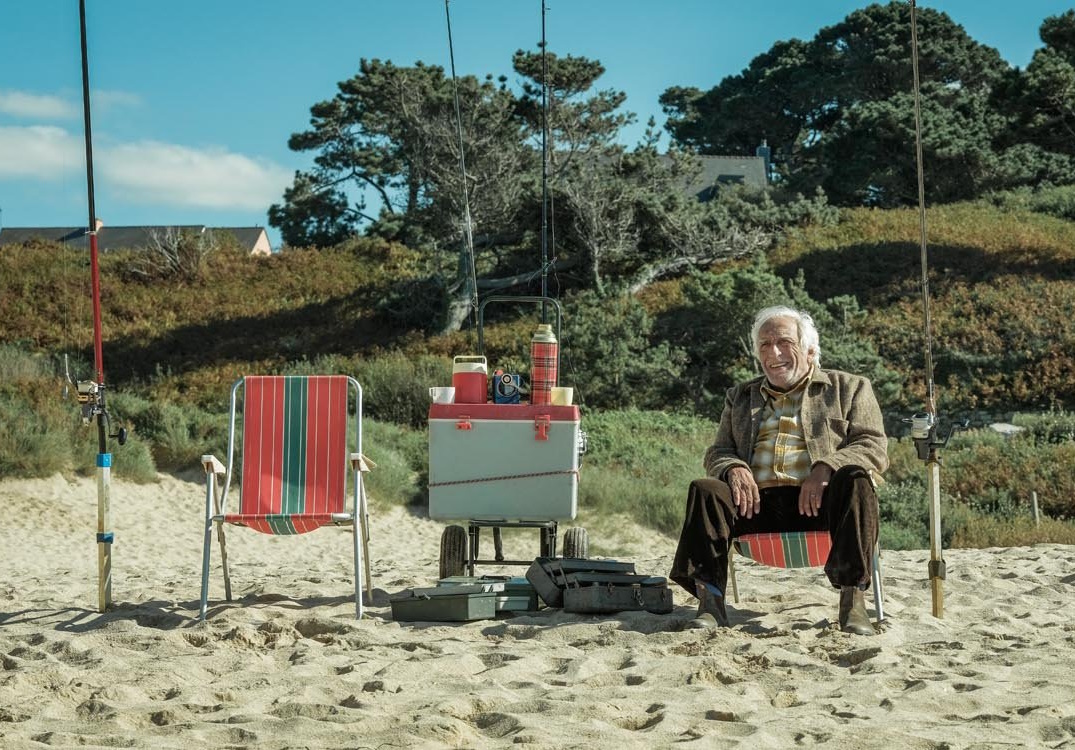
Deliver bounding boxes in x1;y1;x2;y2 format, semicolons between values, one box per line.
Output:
428;403;580;522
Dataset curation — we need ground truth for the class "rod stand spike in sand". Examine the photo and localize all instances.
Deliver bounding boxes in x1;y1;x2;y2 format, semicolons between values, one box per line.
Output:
75;380;128;612
904;413;968;618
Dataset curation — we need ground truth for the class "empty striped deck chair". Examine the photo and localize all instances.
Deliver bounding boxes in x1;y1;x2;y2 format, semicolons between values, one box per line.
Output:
199;375;373;620
730;531;885;622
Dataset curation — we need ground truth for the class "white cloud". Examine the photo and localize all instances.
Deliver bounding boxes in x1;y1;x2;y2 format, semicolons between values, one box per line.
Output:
0;125;291;212
93;89;141;113
0;90;78;119
0;125;84;178
100;141;292;211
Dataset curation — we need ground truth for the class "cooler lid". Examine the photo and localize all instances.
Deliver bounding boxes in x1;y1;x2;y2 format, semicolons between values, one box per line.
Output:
429;403;579;421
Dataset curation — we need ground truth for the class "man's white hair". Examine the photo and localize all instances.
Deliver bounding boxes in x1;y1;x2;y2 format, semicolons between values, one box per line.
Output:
751;306;821;367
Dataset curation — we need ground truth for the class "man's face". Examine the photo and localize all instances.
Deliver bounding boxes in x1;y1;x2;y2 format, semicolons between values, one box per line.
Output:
758;316;814;390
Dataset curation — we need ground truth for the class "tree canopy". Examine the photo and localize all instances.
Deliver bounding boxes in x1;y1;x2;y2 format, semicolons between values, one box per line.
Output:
269;49;826;332
660;2;1075;206
267;3;1075;334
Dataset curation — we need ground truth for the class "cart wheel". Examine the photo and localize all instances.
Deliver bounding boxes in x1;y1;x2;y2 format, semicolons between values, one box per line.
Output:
562;527;589;559
540;524;557;558
439;525;468;579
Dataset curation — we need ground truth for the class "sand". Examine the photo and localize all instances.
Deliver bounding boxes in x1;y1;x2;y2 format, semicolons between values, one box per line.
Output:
2;472;1074;749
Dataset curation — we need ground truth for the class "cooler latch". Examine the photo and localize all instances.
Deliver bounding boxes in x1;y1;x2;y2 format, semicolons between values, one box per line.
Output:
455;416;472;431
534;415;550;441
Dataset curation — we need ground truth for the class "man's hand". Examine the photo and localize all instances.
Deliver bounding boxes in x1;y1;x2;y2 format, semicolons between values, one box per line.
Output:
798;464;834;517
727;466;761;519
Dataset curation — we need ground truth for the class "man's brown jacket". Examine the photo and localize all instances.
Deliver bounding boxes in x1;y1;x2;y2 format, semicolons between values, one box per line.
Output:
703;368;889;481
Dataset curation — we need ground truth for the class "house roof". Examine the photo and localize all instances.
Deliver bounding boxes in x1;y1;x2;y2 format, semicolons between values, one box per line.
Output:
688;155;769;198
0;227;86;245
0;225;270;253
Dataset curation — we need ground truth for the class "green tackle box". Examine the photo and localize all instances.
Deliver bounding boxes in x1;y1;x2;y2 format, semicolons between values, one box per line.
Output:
438;575;540;613
389;583;502;622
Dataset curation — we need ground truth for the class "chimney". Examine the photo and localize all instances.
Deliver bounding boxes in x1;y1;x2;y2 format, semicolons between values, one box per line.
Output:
755;140;772;183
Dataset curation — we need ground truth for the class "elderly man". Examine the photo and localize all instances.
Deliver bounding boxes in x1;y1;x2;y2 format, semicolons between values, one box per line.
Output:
670;305;888;635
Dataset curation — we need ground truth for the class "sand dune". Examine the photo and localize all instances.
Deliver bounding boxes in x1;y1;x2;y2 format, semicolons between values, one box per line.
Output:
2;473;1074;749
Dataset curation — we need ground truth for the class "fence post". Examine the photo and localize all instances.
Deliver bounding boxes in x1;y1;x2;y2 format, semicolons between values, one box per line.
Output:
1031;491;1040;527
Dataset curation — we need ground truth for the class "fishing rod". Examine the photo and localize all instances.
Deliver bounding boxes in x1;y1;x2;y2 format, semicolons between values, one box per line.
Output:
443;0;479;321
77;0;125;613
539;0;549;322
906;0;964;619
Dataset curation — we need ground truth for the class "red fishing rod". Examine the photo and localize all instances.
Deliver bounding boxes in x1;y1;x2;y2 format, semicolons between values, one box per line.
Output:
78;0;125;613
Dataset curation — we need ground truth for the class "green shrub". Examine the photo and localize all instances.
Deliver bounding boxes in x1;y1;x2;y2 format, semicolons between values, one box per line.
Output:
147;403;228;471
110;391;227;471
986;184;1075;221
1012;410;1075;444
712;185;840;231
941;430;1075;519
950;515;1075;548
71;429;158;484
360;418;428;507
355;352;452;428
0;344;54;380
0;394;71;478
579;465;686;535
563;291;687;411
875;480;978;550
578;409;712;534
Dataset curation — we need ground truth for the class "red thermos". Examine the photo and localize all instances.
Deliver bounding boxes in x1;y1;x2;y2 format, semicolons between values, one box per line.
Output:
530;323;558;405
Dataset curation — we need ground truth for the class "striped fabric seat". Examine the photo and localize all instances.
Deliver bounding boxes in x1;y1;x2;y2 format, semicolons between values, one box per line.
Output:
729;529;885;623
734;530;832;568
200;375;373;620
226;375;349;535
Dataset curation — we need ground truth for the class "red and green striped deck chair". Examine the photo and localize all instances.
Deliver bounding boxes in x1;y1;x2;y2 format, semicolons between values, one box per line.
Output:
199;375;374;620
730;531;885;622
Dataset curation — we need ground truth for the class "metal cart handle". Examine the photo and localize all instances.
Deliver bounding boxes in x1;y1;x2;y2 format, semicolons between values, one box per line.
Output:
477;295;562;383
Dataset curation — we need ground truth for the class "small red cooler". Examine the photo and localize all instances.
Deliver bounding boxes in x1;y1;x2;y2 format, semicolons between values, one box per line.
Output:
428;403;580;522
452;355;488;404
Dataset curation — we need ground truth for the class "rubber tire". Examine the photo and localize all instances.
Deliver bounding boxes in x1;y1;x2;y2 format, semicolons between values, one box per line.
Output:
439;525;468;579
562;526;588;559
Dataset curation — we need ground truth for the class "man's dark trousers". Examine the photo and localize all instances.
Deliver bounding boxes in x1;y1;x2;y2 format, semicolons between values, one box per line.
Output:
669;465;879;597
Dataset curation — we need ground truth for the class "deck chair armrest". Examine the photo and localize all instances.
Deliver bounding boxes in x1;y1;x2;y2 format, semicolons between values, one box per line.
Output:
350;452;376;472
202;454;226;477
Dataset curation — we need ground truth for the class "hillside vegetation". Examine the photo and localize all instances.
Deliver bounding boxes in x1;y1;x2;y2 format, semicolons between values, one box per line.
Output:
772;202;1075;412
2;201;1074;548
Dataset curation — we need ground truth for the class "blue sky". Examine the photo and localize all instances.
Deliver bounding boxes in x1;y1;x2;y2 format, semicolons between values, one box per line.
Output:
1;1;1070;250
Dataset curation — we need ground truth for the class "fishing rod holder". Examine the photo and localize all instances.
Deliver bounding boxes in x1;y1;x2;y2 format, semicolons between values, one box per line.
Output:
904;413;968;461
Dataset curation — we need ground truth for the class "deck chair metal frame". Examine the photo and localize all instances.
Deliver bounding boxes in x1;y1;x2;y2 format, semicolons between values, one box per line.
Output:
199;375;373;620
729;530;885;623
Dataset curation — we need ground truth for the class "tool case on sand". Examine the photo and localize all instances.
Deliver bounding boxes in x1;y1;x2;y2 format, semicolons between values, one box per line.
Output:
438;575;540;612
526;558;673;614
561;572;674;615
390;582;503;622
526;557;636;608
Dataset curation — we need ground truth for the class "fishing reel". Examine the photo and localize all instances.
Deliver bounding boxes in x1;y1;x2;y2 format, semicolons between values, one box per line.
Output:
63;357;127;445
903;413;968;461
